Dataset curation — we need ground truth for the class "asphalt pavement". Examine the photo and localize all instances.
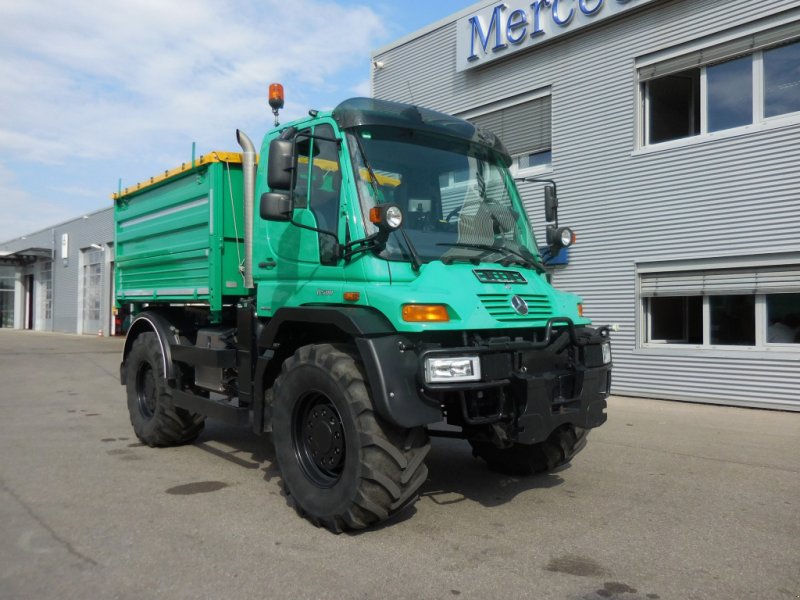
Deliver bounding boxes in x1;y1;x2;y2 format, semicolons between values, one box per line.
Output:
0;329;798;600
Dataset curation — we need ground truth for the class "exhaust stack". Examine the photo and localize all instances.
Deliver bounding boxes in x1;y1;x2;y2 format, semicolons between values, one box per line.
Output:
236;129;256;289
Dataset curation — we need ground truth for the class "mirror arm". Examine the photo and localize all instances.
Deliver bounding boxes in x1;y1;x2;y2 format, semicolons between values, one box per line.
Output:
340;232;382;262
515;176;557;198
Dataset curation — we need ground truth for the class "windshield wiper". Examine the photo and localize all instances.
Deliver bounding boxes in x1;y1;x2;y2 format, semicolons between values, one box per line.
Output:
353;135;421;271
436;242;546;275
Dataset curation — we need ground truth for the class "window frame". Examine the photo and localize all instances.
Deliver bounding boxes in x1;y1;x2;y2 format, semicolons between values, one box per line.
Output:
635;20;800;152
636;259;800;357
643;293;799;350
509;149;553;179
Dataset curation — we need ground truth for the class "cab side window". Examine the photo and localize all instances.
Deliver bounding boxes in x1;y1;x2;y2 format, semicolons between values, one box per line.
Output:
307;124;342;265
293;128;311;209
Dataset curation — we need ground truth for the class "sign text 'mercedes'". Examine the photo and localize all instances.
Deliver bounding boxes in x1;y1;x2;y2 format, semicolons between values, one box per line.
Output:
457;0;657;71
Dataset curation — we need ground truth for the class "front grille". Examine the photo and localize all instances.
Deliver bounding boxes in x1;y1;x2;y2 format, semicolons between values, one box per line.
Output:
478;293;552;322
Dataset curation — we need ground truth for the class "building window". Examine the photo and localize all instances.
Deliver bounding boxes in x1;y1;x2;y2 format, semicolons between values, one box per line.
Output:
646;70;700;144
640;265;800;348
647;296;703;343
639;30;800;146
81;249;104;333
707;55;753;132
83;256;102;323
39;260;52;321
517;150;552;171
0;267;14;328
767;293;800;343
467;93;552;174
764;41;800;117
709;295;755;346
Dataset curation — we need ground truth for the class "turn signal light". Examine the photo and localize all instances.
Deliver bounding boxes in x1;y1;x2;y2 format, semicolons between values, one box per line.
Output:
577;303;584;317
343;291;360;302
402;304;450;322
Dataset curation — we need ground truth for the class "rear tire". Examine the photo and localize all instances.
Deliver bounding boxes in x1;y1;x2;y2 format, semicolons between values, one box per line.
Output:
272;344;430;533
470;425;588;476
125;332;205;447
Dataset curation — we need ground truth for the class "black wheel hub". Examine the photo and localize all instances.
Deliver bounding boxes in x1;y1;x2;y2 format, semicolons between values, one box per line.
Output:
294;394;345;487
136;363;157;419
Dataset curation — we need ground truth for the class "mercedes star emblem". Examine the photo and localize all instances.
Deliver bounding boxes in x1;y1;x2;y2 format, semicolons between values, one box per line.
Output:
511;295;529;315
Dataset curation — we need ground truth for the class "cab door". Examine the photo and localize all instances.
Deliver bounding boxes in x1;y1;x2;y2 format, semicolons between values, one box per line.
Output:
255;121;347;314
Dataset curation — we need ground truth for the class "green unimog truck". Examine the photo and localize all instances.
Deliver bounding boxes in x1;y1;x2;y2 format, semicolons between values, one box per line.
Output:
114;93;612;532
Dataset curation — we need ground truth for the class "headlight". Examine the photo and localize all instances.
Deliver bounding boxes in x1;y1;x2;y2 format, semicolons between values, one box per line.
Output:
601;342;612;365
547;226;575;248
557;227;574;247
424;356;481;383
385;205;403;229
369;203;403;231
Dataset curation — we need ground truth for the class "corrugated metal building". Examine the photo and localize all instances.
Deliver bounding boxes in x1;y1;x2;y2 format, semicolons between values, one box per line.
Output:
371;0;800;410
0;208;116;335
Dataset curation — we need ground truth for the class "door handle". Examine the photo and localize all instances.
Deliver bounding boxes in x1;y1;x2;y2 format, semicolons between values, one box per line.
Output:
259;259;277;269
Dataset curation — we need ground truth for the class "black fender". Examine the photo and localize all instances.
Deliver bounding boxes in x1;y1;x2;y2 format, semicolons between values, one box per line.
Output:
253;306;441;432
120;311;182;385
257;306;395;348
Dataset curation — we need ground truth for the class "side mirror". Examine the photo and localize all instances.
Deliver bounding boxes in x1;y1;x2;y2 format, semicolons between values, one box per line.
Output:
544;185;557;222
260;192;293;221
267;138;293;190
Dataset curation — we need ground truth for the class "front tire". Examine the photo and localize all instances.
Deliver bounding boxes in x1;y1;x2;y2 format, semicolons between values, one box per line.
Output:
272;344;430;533
470;425;588;476
125;332;205;447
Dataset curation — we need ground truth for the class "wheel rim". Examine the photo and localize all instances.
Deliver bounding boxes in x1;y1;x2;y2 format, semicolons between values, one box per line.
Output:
293;392;346;488
136;363;158;419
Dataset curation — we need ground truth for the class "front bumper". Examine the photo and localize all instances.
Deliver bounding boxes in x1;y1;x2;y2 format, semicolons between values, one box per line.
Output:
506;361;610;444
419;327;611;444
357;319;611;443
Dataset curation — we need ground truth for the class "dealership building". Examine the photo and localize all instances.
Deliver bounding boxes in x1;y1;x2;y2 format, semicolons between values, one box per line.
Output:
2;0;798;411
0;208;116;336
371;0;800;410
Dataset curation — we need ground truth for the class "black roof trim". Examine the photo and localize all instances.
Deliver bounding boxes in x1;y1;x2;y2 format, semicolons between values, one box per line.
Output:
332;97;511;165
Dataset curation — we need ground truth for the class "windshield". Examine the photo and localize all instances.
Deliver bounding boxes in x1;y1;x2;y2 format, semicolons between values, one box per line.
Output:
347;126;541;268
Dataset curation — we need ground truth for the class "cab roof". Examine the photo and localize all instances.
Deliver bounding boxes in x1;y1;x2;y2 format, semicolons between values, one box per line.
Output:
332;97;511;165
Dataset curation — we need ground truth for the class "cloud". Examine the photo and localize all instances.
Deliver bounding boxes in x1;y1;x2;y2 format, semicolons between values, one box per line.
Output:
0;162;78;242
0;0;388;241
0;0;386;164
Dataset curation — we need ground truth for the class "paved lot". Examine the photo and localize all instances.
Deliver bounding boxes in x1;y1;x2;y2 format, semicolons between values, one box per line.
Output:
0;329;798;600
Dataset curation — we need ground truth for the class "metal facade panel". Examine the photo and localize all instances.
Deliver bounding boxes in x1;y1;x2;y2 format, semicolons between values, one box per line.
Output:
373;0;800;410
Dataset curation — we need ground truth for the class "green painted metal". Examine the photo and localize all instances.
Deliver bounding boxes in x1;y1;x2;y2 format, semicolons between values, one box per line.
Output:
114;160;247;315
250;110;588;333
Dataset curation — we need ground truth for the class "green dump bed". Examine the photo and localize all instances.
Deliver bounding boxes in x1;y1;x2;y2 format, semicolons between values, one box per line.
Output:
114;152;249;313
